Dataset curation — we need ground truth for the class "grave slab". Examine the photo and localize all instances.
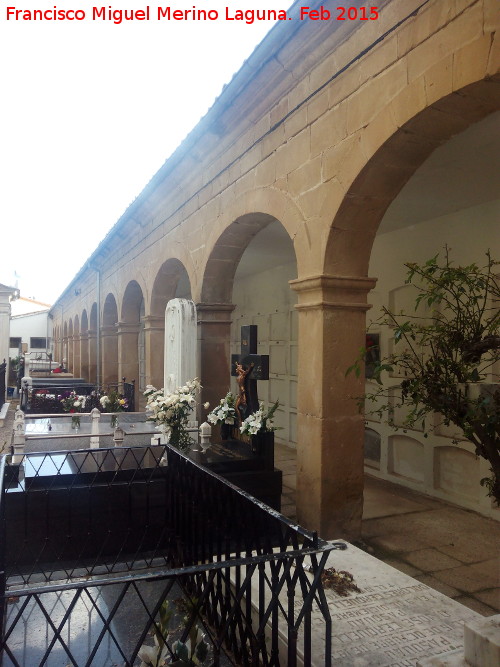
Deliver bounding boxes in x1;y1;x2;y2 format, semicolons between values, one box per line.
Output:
247;540;481;666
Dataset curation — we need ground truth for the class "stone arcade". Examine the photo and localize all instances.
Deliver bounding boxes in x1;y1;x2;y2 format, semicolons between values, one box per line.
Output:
48;0;500;539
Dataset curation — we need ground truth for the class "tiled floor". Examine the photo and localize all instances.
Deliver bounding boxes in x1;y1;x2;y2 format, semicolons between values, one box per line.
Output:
275;442;500;617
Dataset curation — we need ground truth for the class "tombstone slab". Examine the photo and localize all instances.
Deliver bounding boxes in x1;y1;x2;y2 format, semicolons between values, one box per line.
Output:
244;540;480;666
164;299;197;392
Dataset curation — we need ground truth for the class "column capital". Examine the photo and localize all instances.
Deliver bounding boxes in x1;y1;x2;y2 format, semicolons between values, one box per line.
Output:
289;274;377;311
116;321;140;334
196;303;235;324
142;315;164;331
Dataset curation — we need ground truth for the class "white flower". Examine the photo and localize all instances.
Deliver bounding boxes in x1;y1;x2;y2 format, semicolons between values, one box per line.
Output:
203;402;210;409
138;635;169;667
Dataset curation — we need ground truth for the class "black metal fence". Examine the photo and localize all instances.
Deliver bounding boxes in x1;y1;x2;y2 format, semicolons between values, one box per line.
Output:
1;445;337;666
0;359;6;410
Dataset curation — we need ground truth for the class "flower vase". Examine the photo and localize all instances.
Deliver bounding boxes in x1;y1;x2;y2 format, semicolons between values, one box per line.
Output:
168;422;191;451
250;430;274;468
220;423;234;441
110;414;118;428
71;415;81;430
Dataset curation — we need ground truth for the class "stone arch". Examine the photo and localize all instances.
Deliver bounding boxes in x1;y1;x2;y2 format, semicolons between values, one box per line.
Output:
148;258;192;389
201;212;277;304
102;293;119;386
324;79;500;276
293;77;500;539
151;258;191;316
201;187;305;301
199;212;298;421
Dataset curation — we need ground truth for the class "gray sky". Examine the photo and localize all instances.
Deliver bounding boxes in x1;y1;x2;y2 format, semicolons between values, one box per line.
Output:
1;1;292;303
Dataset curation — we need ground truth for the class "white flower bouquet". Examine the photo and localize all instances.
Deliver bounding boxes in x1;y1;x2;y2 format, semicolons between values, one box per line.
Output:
240;399;279;436
206;392;237;426
144;378;201;450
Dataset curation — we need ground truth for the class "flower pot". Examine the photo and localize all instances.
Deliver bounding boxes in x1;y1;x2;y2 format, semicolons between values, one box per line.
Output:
250;430;275;469
110;414;118;428
220;423;235;441
71;415;81;430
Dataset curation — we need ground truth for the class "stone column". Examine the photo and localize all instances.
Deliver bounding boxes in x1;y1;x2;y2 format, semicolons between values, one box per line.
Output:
143;316;164;389
73;333;82;378
196;304;235;413
80;331;90;382
117;322;139;403
88;329;97;384
62;337;68;370
290;275;377;541
101;325;118;386
68;335;74;373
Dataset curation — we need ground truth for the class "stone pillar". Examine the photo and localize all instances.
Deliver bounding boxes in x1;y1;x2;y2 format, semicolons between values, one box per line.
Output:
290;275;377;541
80;331;90;382
73;333;82;378
88;329;97;384
196;304;235;413
143;315;164;389
117;322;139;402
101;325;118;386
68;335;74;373
62;337;68;370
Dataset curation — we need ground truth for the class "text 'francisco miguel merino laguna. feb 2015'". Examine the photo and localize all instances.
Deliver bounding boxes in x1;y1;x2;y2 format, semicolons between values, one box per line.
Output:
5;5;381;24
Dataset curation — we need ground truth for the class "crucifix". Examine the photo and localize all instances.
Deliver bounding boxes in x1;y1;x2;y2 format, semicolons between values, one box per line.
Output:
231;325;269;424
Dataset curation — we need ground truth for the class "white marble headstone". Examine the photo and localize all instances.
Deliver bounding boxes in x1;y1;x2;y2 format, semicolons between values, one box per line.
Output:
164;298;197;392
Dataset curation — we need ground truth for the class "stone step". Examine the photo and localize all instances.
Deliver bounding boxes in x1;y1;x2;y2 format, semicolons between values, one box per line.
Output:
464;615;500;667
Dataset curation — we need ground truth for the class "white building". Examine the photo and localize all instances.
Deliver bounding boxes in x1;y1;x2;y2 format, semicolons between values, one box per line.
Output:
9;297;52;358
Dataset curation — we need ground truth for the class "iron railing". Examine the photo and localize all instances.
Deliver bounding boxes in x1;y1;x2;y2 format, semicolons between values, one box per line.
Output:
1;445;337;666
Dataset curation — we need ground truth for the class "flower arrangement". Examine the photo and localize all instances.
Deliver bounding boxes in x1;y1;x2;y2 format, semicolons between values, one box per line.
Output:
240;399;279;436
60;391;87;413
99;389;128;426
206;392;237;426
60;391;87;429
99;389;128;413
144;378;201;451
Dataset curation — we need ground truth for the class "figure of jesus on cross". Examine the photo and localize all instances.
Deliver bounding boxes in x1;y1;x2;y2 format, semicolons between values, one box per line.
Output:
231;325;269;425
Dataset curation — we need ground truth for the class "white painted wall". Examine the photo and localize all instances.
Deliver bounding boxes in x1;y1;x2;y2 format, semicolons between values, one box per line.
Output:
9;310;50;356
368;200;500;520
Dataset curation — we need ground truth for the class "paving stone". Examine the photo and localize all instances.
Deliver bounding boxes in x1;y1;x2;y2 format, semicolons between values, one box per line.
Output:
402;548;464;573
434;565;496;594
369;533;435;553
383;558;423;577
453;596;498;617
466;560;500;587
437;534;500;564
415;574;461;599
474;589;500;612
